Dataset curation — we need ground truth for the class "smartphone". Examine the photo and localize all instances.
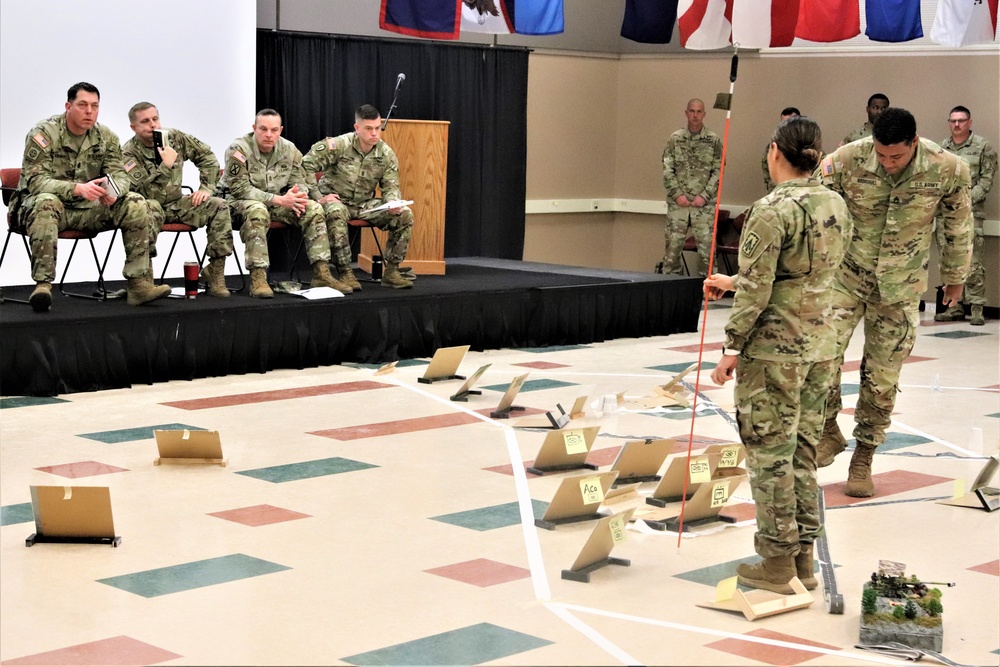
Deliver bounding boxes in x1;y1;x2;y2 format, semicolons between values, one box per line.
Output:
152;129;166;165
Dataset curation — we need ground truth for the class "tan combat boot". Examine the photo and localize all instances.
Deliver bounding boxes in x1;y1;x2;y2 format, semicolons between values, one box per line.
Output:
795;544;818;590
970;305;985;326
249;268;274;299
817;417;848;468
201;258;230;298
381;263;413;289
126;275;171;306
339;266;362;292
844;443;877;497
736;555;797;594
29;281;53;313
311;261;352;293
934;304;964;322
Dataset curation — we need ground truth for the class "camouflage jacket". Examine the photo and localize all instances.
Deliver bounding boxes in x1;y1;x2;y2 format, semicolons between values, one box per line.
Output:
726;178;849;362
939;132;997;219
121;129;219;206
819;137;973;303
662;128;722;202
302;133;402;206
761;143;774;192
15;113;130;212
843;122;873;145
217;133;311;203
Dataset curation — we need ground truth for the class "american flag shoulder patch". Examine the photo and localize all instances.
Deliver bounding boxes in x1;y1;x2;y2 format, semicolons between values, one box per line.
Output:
232;149;247;164
32;133;49;149
124;159;137;172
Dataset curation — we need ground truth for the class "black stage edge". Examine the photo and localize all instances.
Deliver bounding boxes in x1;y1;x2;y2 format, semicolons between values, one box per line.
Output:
1;258;702;397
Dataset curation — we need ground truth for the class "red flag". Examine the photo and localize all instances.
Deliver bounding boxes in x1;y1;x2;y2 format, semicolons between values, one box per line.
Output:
678;0;734;50
795;0;860;43
731;0;799;48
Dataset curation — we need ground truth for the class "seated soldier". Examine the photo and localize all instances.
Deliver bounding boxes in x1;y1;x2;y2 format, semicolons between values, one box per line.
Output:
13;81;169;312
303;104;415;290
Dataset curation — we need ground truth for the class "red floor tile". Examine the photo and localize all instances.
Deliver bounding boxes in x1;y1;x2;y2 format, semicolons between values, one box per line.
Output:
824;470;952;507
664;342;725;354
514;361;570;370
162;381;391;410
34;461;129;479
207;504;312;527
720;502;757;522
706;628;841;666
424;558;531;587
311;412;481;440
840;408;897;416
0;635;181;665
840;355;934;374
969;559;1000;577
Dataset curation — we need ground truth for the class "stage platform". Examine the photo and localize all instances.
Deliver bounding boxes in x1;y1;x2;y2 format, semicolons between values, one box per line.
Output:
0;258;702;397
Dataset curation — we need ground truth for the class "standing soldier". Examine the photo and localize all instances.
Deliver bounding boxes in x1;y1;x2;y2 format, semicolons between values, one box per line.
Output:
659;99;723;277
12;82;169;312
122;102;234;297
817;108;973;497
762;107;800;193
217;108;346;298
842;93;889;145
302;104;415;290
934;105;997;326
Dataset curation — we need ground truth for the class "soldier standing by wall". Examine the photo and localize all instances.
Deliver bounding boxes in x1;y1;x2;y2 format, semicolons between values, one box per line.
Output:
762;107;800;193
659;99;723;277
842;93;889;145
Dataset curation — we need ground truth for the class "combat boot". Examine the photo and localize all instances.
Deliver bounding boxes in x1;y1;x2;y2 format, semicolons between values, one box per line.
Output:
311;261;352;293
381;264;413;289
817;417;848;468
934;304;964;322
970;305;985;326
201;258;230;298
736;555;797;595
126;275;171;306
844;442;877;497
338;266;362;292
29;281;53;313
795;544;818;591
249;268;274;299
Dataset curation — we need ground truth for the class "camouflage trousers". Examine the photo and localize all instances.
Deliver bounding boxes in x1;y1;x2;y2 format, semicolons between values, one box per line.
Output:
228;199;330;270
147;195;234;260
735;355;837;557
936;219;985;306
322;201;413;267
824;281;919;448
662;203;713;276
20;192;151;282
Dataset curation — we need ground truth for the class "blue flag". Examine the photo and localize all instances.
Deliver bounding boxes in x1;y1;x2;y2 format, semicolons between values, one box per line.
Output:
865;0;923;42
380;0;462;40
621;0;680;44
509;0;565;35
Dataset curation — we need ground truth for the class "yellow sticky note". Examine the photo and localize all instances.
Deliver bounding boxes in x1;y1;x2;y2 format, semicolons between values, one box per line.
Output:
719;445;740;468
953;478;965;499
689;457;711;483
710;481;729;508
563;430;588;455
715;576;738;602
609;515;627;544
579;476;605;505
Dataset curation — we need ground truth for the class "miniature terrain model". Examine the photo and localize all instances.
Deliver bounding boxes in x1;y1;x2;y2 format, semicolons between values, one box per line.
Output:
859;560;953;652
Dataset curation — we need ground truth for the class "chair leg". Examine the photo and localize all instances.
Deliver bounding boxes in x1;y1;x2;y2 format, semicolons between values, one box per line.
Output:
158;232;184;282
0;231;32;305
59;230;120;301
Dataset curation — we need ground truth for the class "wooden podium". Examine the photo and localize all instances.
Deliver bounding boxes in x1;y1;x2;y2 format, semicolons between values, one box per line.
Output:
359;119;449;276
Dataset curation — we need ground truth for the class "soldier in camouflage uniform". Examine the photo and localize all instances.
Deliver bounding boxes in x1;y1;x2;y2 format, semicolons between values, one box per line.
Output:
762;107;800;193
660;99;723;276
706;117;848;595
12;82;169;312
842;93;889;145
122;102;234;297
302;104;415;290
934;105;997;326
217;109;345;298
817;108;973;497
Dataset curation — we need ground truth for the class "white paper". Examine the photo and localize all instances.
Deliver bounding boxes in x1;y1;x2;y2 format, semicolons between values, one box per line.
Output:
288;286;345;300
360;199;413;216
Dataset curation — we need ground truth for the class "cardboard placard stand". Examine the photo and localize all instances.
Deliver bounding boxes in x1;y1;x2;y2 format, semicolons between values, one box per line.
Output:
561;508;635;583
449;363;491;402
535;471;620;530
526;425;601;476
490;372;529;419
631;363;698;410
697;576;814;620
609;438;676;486
937;455;999;512
514;402;570;429
154;429;227;466
417;345;470;384
643;474;745;532
646;444;745;507
26;486;121;547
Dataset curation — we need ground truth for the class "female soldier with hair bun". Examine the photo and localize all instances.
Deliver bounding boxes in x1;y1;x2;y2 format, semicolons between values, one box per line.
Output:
704;116;850;595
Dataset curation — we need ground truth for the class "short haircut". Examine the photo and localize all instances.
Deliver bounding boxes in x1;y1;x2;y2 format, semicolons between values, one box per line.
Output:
128;101;156;124
781;107;800;116
355;104;381;122
872;107;917;146
867;93;889;107
68;82;100;102
949;105;971;118
255;108;281;124
772;116;823;173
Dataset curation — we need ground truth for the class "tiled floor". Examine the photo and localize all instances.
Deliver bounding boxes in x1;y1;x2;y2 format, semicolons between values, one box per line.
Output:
1;298;997;666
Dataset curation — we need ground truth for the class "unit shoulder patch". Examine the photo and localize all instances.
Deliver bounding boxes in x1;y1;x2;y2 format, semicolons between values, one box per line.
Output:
741;231;762;258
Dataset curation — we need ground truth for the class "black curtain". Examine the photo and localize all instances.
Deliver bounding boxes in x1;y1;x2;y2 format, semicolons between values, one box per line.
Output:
256;30;528;260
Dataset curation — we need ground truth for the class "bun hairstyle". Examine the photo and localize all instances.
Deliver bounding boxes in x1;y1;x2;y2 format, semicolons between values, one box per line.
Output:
771;116;823;173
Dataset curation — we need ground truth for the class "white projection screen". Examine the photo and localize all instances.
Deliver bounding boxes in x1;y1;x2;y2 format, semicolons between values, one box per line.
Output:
0;0;256;285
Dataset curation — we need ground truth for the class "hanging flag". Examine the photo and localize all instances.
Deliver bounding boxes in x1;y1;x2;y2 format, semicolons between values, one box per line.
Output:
866;0;923;42
795;0;860;42
380;0;463;39
678;0;733;49
731;0;799;48
931;0;999;47
459;0;564;36
621;0;680;44
462;0;515;33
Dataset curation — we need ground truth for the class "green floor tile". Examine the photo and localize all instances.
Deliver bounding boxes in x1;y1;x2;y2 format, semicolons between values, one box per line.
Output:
480;379;577;393
78;423;206;444
236;457;378;483
847;432;931;452
987;413;1000;419
342;622;552;666
647;361;717;373
926;330;990;339
97;553;290;598
1;502;34;526
675;556;827;590
514;344;590;353
841;383;860;396
0;396;70;409
431;499;548;531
